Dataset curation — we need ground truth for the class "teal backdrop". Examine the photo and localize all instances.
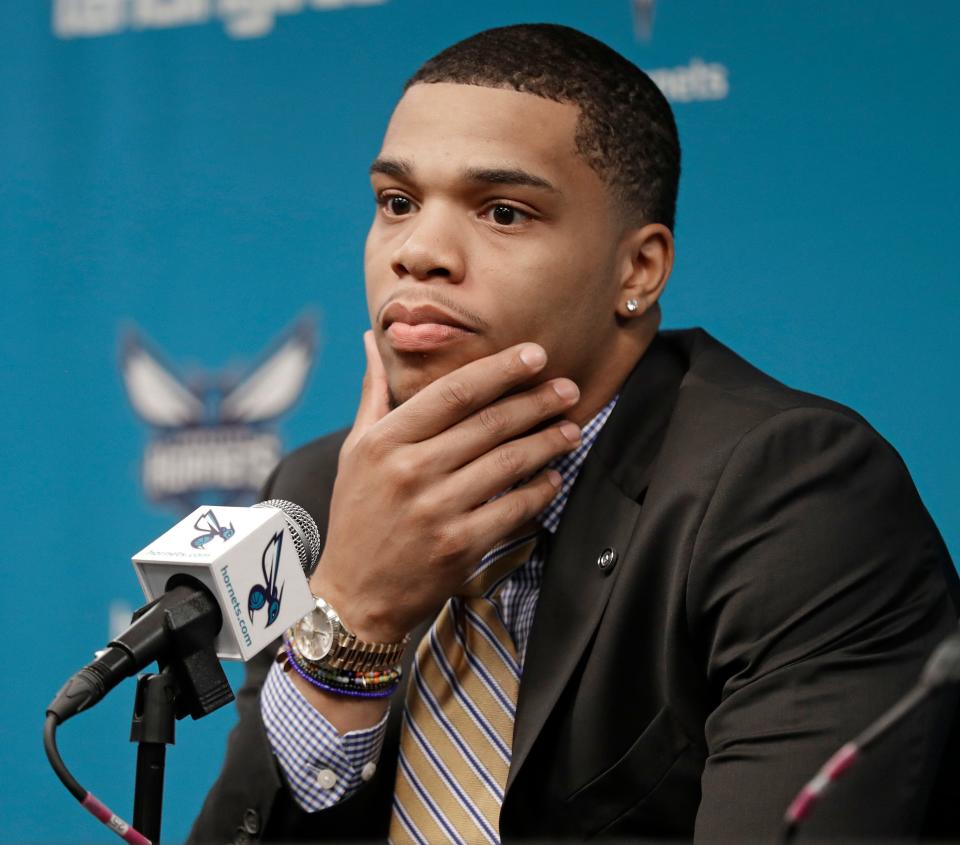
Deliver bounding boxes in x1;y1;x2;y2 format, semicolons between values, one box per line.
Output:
2;1;958;841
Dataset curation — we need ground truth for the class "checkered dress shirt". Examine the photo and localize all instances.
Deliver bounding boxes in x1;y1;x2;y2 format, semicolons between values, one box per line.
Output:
261;396;618;811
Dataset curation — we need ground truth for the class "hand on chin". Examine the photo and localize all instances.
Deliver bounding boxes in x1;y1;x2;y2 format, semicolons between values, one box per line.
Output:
384;342;496;407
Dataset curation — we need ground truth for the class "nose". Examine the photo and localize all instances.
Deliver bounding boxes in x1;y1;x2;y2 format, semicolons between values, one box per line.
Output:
390;204;465;284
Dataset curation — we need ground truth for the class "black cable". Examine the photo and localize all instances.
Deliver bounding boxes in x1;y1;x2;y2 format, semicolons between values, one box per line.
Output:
43;713;85;802
44;711;150;843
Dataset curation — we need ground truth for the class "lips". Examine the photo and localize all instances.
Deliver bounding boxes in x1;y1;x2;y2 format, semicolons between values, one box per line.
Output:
381;302;476;353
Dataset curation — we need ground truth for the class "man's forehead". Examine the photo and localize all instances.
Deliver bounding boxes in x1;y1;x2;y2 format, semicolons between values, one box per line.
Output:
374;82;584;186
388;80;580;124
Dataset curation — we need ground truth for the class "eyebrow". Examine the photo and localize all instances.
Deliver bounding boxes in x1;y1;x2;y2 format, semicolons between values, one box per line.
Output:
464;166;558;193
369;157;558;193
369;157;413;180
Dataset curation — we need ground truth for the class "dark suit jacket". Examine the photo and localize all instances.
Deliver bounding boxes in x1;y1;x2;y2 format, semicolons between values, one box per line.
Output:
190;329;960;843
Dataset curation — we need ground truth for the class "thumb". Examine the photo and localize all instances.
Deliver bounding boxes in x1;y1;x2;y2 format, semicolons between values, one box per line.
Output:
350;330;391;438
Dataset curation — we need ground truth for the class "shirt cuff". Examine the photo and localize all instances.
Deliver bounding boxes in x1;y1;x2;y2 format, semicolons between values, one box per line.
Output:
260;659;389;812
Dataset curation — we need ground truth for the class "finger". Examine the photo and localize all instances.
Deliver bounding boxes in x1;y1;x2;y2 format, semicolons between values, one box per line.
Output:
340;331;392;462
353;330;391;434
382;342;549;443
428;377;580;473
439;420;580;510
456;468;563;548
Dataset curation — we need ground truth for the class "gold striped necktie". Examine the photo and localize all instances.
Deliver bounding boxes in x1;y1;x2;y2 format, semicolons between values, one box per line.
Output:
389;530;540;845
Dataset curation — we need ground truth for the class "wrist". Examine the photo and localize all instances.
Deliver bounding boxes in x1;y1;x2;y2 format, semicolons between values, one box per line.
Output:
309;564;412;644
282;656;392;732
341;611;412;646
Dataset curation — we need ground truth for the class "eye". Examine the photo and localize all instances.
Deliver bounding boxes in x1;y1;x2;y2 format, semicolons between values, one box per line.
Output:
483;203;532;227
378;193;417;217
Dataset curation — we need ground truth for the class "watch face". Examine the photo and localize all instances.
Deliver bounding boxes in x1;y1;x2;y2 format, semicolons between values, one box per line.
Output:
296;608;334;661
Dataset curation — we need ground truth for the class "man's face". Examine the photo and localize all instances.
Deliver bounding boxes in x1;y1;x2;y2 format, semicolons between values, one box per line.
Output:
365;82;627;407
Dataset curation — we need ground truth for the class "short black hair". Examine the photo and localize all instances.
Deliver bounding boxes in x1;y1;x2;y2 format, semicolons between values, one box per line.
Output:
405;23;681;231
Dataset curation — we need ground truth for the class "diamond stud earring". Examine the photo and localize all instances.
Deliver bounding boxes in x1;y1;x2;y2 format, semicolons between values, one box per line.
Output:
625;299;640;313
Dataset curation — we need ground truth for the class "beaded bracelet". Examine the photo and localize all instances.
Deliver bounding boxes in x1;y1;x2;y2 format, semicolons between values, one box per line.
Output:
280;639;401;699
283;637;402;688
293;659;402;692
282;646;398;699
310;666;402;689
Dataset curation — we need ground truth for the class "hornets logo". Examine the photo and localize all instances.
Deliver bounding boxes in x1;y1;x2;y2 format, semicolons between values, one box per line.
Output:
248;531;285;628
191;509;236;549
120;317;315;513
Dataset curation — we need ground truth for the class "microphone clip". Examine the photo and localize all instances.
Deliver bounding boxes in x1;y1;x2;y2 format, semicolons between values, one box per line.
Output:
48;579;234;725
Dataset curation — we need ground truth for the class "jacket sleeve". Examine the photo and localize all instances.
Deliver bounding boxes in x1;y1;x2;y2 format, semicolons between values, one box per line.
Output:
688;406;960;841
187;646;283;844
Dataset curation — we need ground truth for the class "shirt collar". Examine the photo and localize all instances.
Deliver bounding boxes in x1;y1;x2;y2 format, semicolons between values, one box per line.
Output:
537;394;619;534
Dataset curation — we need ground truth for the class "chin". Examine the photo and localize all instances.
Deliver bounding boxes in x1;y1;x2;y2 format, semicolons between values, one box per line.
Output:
384;350;479;408
386;368;447;408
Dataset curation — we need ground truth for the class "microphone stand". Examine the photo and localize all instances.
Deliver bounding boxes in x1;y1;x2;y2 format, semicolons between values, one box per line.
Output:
110;583;235;844
130;670;178;843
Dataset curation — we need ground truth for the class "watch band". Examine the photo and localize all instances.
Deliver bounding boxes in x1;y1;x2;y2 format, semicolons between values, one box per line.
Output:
323;630;409;672
290;597;409;673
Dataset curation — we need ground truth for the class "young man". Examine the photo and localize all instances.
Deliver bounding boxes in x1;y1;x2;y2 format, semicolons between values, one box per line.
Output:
191;24;959;843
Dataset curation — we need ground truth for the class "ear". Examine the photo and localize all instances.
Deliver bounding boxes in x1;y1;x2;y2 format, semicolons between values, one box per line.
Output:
614;223;674;319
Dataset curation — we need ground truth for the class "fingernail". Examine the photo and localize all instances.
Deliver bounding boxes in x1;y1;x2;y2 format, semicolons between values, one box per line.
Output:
553;380;579;401
520;344;546;369
547;469;562;487
559;421;581;443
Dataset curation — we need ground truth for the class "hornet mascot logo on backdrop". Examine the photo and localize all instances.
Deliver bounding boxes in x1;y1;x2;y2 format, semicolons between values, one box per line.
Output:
120;317;315;514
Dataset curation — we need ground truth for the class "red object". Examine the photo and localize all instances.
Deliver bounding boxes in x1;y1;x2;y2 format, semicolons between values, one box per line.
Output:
81;793;151;845
785;742;860;824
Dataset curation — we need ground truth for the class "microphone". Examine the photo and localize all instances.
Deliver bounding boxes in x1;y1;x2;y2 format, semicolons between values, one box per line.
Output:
782;623;960;841
47;499;319;724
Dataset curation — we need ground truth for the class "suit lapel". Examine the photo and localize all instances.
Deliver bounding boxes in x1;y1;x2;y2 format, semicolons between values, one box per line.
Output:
507;335;688;790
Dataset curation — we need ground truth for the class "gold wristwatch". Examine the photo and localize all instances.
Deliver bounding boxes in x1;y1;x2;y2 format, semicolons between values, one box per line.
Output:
288;597;408;672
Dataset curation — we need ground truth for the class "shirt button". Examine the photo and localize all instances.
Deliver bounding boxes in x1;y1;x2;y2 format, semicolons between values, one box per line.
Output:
361;762;377;782
316;769;337;790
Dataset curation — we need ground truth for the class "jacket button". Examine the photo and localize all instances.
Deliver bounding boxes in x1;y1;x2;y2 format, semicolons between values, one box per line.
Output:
243;808;261;834
597;547;618;572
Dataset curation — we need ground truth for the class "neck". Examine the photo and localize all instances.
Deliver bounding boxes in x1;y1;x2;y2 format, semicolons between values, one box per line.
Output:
567;305;661;428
